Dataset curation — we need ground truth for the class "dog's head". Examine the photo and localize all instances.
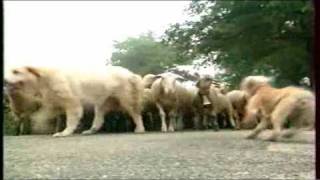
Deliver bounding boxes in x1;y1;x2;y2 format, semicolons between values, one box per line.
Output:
4;66;42;98
240;75;272;97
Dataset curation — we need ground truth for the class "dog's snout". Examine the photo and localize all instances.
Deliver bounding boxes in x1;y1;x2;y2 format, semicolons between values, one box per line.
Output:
4;79;11;87
4;79;21;92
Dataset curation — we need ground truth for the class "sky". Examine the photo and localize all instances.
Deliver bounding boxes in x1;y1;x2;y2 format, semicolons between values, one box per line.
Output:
4;1;220;76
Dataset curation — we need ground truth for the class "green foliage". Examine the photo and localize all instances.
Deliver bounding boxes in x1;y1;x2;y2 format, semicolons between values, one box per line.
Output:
163;0;314;87
111;32;191;75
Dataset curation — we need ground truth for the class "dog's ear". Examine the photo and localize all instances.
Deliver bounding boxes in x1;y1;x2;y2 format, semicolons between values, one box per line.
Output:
25;67;41;78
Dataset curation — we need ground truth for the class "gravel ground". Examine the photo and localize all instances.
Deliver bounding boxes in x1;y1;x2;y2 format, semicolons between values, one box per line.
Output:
4;130;315;180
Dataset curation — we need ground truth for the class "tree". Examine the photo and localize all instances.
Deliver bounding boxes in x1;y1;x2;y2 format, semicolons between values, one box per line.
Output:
111;33;191;75
163;0;314;87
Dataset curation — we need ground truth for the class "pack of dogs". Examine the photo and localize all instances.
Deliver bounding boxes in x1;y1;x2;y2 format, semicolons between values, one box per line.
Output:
4;66;315;141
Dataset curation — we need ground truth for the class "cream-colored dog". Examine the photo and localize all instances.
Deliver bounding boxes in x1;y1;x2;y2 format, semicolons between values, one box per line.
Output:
5;66;145;137
241;76;315;141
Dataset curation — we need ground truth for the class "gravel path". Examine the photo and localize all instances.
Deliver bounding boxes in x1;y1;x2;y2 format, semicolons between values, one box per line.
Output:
4;130;315;179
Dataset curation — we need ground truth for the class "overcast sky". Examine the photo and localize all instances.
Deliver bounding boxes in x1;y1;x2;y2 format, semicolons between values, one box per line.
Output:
4;1;220;76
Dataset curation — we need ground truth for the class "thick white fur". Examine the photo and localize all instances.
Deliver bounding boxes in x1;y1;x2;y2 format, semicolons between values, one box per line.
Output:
5;65;145;137
240;76;272;96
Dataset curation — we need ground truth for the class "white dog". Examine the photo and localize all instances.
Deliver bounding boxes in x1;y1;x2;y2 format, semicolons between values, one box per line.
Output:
5;66;145;137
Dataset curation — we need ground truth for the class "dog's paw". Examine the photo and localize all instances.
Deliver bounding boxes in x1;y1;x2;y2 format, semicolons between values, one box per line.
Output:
53;132;64;137
53;131;72;137
81;129;96;135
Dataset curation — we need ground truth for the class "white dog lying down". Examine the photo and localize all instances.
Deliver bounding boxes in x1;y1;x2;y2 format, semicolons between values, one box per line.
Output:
5;66;145;137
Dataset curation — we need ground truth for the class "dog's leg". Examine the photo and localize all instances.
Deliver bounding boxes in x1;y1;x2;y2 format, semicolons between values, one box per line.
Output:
54;104;83;137
265;97;296;141
82;105;105;135
246;117;269;139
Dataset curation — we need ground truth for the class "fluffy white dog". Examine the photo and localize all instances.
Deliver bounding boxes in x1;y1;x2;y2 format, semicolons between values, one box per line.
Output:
5;66;145;137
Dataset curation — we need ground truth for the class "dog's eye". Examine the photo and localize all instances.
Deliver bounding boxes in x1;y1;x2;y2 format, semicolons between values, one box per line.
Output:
12;70;20;75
